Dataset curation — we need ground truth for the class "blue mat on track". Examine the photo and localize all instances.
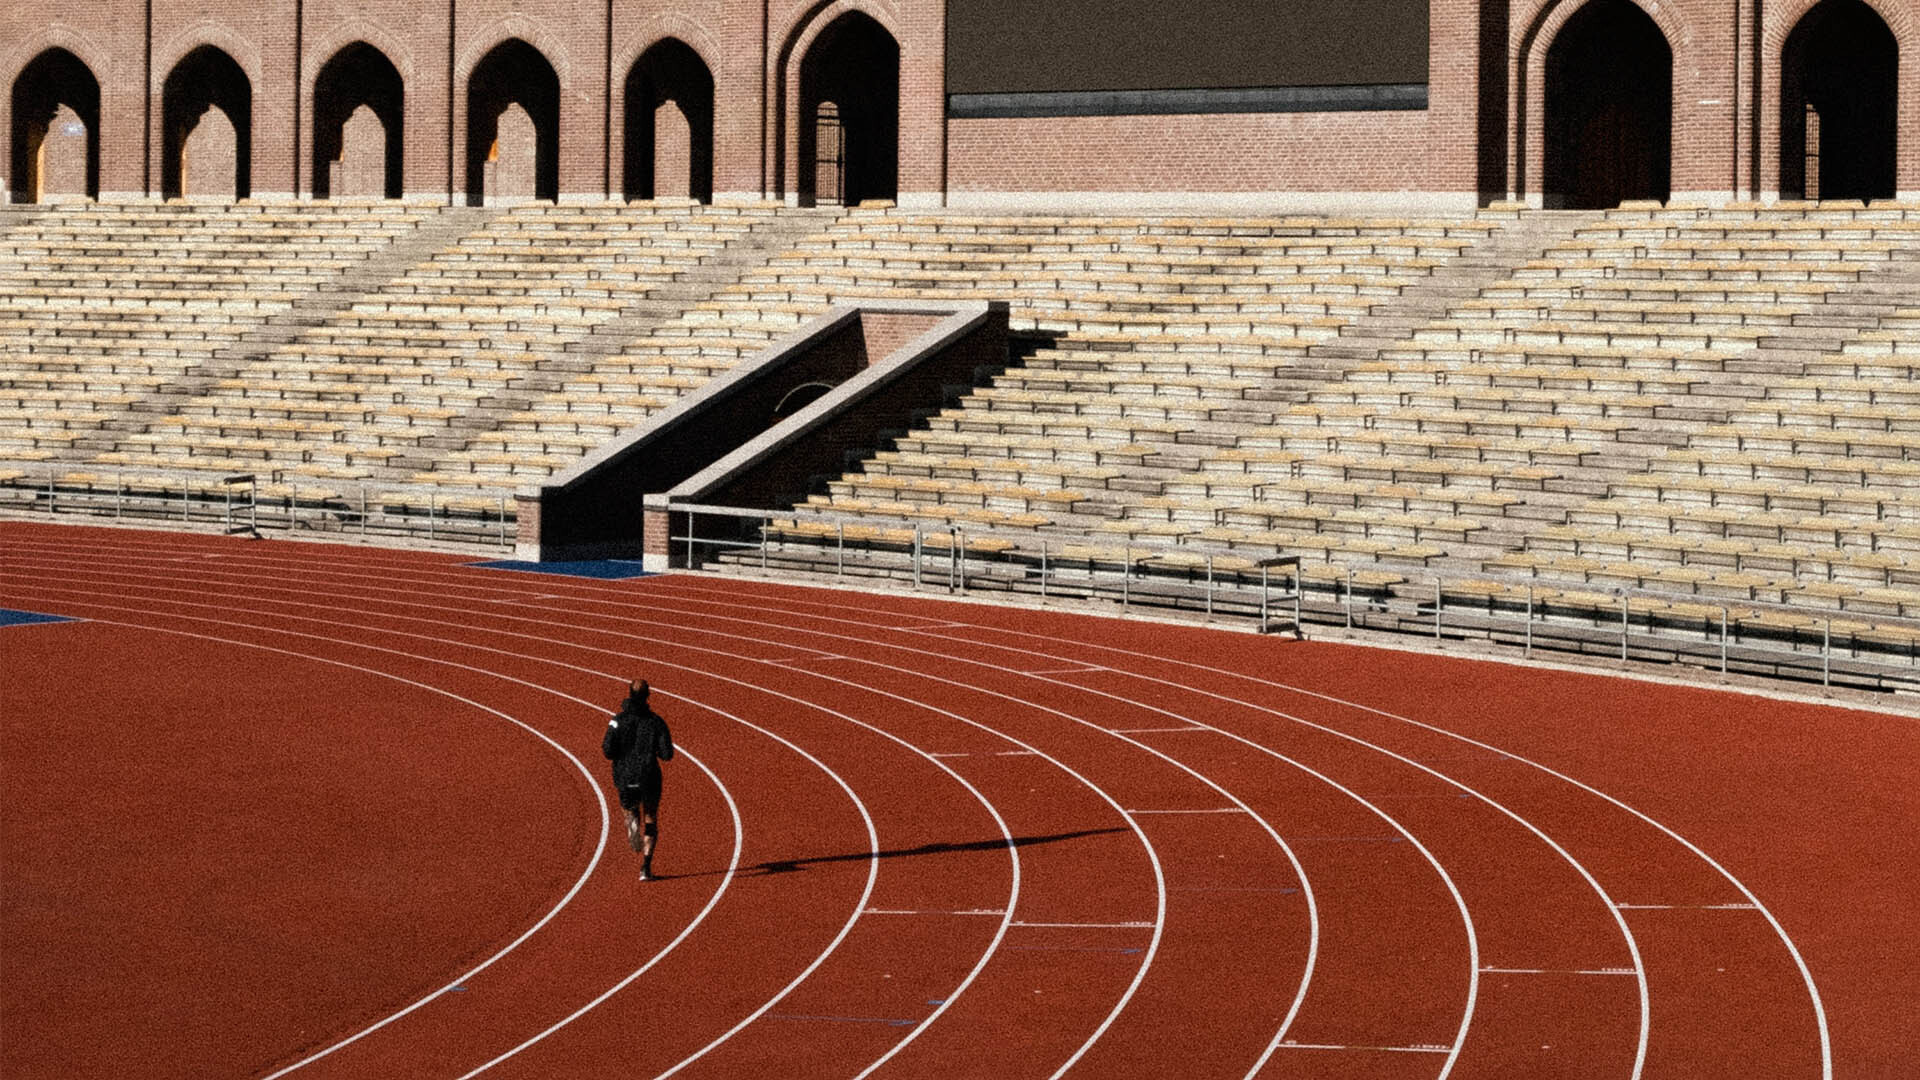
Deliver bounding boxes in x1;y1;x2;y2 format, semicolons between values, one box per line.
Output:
466;559;654;580
0;608;77;628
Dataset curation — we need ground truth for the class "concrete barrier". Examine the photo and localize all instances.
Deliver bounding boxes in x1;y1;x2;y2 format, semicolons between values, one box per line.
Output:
516;298;1008;562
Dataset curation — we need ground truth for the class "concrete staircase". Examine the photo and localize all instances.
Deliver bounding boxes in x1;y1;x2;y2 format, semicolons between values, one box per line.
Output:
95;207;500;446
398;207;843;468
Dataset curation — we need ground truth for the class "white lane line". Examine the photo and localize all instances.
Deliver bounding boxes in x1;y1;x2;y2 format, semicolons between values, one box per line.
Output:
584;559;1830;1080
1612;895;1758;903
1107;727;1207;734
0;613;620;1080
9;550;1168;1080
454;743;744;1079
1026;666;1106;676
1;558;1066;1080
1125;808;1247;815
864;909;1008;917
1;578;881;1079
15;545;1658;1076
10;548;1291;1080
1480;967;1637;975
1012;921;1156;929
588;578;1677;1080
1277;1042;1453;1054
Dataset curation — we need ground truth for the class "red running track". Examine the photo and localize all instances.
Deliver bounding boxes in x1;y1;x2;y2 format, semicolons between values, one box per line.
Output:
3;521;1916;1079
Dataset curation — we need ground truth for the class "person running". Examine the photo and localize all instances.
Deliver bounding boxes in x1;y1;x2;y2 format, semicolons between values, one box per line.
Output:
602;679;674;881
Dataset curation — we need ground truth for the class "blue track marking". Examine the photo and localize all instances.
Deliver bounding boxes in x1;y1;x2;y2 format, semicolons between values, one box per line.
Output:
0;608;77;628
465;560;654;580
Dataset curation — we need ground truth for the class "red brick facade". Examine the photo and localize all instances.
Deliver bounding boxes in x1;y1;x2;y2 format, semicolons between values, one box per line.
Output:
1;0;1912;208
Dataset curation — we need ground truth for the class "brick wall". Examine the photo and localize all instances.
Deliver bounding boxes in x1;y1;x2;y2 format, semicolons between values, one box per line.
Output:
4;1;1915;206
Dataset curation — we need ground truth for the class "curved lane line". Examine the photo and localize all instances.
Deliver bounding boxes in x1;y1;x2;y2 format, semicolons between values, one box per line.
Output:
5;551;1166;1080
6;613;620;1080
2;566;1050;1078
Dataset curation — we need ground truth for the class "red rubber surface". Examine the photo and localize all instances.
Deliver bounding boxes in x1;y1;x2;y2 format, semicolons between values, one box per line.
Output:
3;521;1915;1079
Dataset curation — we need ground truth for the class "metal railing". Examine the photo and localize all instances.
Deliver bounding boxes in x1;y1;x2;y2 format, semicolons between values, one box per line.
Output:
0;465;515;548
667;502;1920;694
668;502;1306;634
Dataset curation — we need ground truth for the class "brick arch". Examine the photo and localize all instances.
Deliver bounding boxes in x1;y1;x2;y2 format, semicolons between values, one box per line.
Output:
2;23;112;91
770;0;901;202
1764;0;1913;51
454;18;571;90
1760;0;1913;197
617;27;719;203
151;22;262;93
302;19;417;97
613;15;723;82
1508;0;1691;202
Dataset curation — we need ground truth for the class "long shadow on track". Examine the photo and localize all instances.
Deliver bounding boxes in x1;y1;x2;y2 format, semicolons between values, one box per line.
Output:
654;826;1127;880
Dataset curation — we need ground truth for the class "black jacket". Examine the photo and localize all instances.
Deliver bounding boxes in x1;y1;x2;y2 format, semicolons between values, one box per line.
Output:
603;699;674;791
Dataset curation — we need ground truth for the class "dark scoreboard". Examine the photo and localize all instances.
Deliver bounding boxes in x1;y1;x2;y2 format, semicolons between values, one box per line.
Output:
946;0;1430;97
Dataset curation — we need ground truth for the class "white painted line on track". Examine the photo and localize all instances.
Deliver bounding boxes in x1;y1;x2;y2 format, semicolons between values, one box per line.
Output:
610;577;1679;1080
1;614;622;1080
1013;921;1156;929
11;541;1743;1076
1481;967;1637;976
1278;1042;1454;1054
1;573;894;1078
1107;726;1207;734
1125;808;1248;815
864;909;1008;917
7;546;1273;1080
645;564;1828;1079
4;544;1174;1080
2;552;1070;1080
1612;895;1758;903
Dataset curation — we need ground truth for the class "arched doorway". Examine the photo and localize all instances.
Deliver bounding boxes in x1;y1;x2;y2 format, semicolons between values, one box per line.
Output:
1544;0;1671;208
466;39;559;205
624;38;714;203
798;12;897;207
313;43;404;200
162;46;252;200
1782;0;1897;201
10;48;100;203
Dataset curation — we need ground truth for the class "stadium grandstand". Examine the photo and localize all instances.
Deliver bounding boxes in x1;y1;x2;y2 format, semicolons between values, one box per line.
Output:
3;0;1919;690
9;5;1920;1080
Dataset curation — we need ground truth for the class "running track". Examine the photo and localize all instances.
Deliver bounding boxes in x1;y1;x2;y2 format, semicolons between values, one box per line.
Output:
3;521;1916;1079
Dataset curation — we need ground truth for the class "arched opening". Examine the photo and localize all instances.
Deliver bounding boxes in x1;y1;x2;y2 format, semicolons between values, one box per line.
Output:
313;42;404;200
1782;0;1897;201
10;48;100;203
1543;0;1671;208
162;46;252;200
624;38;714;203
466;38;559;205
798;12;897;207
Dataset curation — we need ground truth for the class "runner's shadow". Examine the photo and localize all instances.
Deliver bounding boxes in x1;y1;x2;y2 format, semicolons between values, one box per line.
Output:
650;827;1127;882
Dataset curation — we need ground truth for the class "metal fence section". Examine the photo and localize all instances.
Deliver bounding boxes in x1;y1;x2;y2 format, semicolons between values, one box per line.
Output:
0;466;515;548
667;502;1920;694
668;502;1307;636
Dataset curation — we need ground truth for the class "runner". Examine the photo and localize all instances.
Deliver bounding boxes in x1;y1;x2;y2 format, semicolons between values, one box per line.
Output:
602;679;674;881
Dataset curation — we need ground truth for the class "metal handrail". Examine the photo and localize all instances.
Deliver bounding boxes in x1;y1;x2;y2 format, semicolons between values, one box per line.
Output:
0;464;515;548
665;500;1920;690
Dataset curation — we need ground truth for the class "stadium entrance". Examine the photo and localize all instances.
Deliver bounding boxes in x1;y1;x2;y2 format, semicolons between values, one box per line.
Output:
162;46;251;200
1544;0;1671;208
1782;0;1897;202
467;39;560;205
312;44;403;200
9;48;98;203
798;12;897;207
624;38;715;203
